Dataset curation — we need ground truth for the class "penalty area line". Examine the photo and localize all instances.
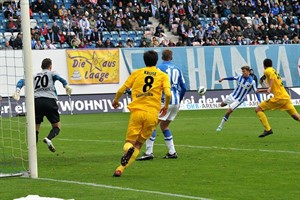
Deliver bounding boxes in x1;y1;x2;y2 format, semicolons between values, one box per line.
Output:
58;138;300;154
38;177;212;200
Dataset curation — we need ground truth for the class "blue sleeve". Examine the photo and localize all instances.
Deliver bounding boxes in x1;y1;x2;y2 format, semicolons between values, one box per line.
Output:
16;79;25;90
251;81;262;102
53;74;68;87
223;76;238;81
179;73;187;102
256;93;262;102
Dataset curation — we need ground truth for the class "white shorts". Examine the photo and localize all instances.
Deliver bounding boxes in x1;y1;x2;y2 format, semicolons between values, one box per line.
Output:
222;94;243;111
159;104;179;121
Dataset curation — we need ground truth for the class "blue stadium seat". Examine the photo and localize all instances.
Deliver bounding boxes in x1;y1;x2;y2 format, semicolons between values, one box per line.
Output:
47;19;54;27
64;2;71;9
0;12;4;21
64;0;72;8
41;12;49;20
136;30;144;38
294;17;299;25
134;40;141;47
119;31;128;40
55;0;63;7
55;19;62;26
54;43;61;49
0;25;5;34
62;43;70;48
38;18;46;27
1;19;8;28
221;17;228;22
127;31;136;40
110;39;117;47
205;17;212;23
0;38;6;46
110;31;119;40
32;12;40;21
102;31;110;41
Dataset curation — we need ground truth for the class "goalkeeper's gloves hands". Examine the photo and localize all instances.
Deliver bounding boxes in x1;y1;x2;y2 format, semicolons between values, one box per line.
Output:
65;85;72;96
12;88;21;101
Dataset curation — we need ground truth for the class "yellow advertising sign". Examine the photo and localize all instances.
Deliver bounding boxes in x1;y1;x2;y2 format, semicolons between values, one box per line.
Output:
66;49;119;84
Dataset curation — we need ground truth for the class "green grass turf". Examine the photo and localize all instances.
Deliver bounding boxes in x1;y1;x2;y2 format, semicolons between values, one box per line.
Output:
0;107;299;200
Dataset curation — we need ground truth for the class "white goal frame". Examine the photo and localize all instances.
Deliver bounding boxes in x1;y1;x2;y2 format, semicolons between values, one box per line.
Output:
21;0;38;178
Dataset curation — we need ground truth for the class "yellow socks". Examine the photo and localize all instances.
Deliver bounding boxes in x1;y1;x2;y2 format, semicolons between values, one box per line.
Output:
257;111;271;131
126;148;140;167
123;142;133;152
115;146;140;174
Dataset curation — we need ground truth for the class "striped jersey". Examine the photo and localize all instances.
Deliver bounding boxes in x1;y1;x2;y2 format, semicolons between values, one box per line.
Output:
16;69;68;100
158;61;187;105
225;75;259;102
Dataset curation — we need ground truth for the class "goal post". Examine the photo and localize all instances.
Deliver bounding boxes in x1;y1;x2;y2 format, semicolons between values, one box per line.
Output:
0;0;37;178
21;0;38;178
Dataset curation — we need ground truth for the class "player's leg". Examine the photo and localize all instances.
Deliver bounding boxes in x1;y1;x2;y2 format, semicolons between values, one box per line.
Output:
44;98;61;152
216;96;240;131
160;120;177;158
285;102;300;122
114;111;157;177
255;99;275;137
34;98;45;143
159;104;178;158
136;129;156;161
255;106;272;137
216;108;233;131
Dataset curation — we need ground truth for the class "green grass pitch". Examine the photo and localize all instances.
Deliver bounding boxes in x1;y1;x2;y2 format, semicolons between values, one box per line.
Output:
1;107;299;200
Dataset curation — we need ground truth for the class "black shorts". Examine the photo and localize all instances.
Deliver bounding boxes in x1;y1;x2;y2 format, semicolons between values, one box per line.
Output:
35;97;60;124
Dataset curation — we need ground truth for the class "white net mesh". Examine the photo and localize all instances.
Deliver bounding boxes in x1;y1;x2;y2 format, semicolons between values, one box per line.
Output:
0;49;28;177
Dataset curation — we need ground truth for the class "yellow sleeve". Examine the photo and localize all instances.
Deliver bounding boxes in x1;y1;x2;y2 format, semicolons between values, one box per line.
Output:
163;75;171;108
114;71;138;101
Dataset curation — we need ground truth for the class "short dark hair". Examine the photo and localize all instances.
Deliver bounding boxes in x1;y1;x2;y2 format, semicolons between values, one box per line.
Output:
241;65;250;71
263;58;272;68
41;58;52;69
143;50;158;66
162;49;173;61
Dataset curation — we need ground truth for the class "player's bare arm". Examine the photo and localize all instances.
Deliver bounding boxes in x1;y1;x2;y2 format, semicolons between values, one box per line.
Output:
113;85;128;109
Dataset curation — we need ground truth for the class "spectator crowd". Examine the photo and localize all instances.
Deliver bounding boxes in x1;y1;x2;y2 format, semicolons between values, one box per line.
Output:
0;0;299;49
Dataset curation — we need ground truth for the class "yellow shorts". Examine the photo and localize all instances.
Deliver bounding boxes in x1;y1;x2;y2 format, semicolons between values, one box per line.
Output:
259;98;298;115
126;110;158;144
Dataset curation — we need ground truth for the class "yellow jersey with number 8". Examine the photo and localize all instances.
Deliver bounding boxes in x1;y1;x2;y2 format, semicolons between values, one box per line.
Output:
264;67;290;99
124;66;170;114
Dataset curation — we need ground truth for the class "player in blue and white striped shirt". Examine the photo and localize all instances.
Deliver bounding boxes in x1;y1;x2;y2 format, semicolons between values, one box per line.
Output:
216;66;261;131
137;49;186;160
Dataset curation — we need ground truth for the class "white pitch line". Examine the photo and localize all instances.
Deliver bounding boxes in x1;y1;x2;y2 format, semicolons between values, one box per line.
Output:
58;138;300;154
37;177;212;200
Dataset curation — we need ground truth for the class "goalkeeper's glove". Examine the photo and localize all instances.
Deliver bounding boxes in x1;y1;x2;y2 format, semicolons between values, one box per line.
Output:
12;88;21;101
65;85;72;96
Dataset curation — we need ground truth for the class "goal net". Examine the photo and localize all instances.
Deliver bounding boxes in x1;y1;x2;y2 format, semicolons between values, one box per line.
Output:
0;49;29;177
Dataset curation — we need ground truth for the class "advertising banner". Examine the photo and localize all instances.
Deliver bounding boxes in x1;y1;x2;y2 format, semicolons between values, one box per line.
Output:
121;45;300;90
66;49;119;84
1;88;299;116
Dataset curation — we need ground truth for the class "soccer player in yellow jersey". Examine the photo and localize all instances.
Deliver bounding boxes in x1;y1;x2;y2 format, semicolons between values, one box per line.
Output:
112;50;171;177
255;58;300;137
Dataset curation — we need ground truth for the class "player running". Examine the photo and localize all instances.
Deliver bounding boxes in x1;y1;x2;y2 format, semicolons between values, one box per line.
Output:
255;58;300;137
137;49;186;161
216;66;261;131
112;50;171;177
12;58;72;152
